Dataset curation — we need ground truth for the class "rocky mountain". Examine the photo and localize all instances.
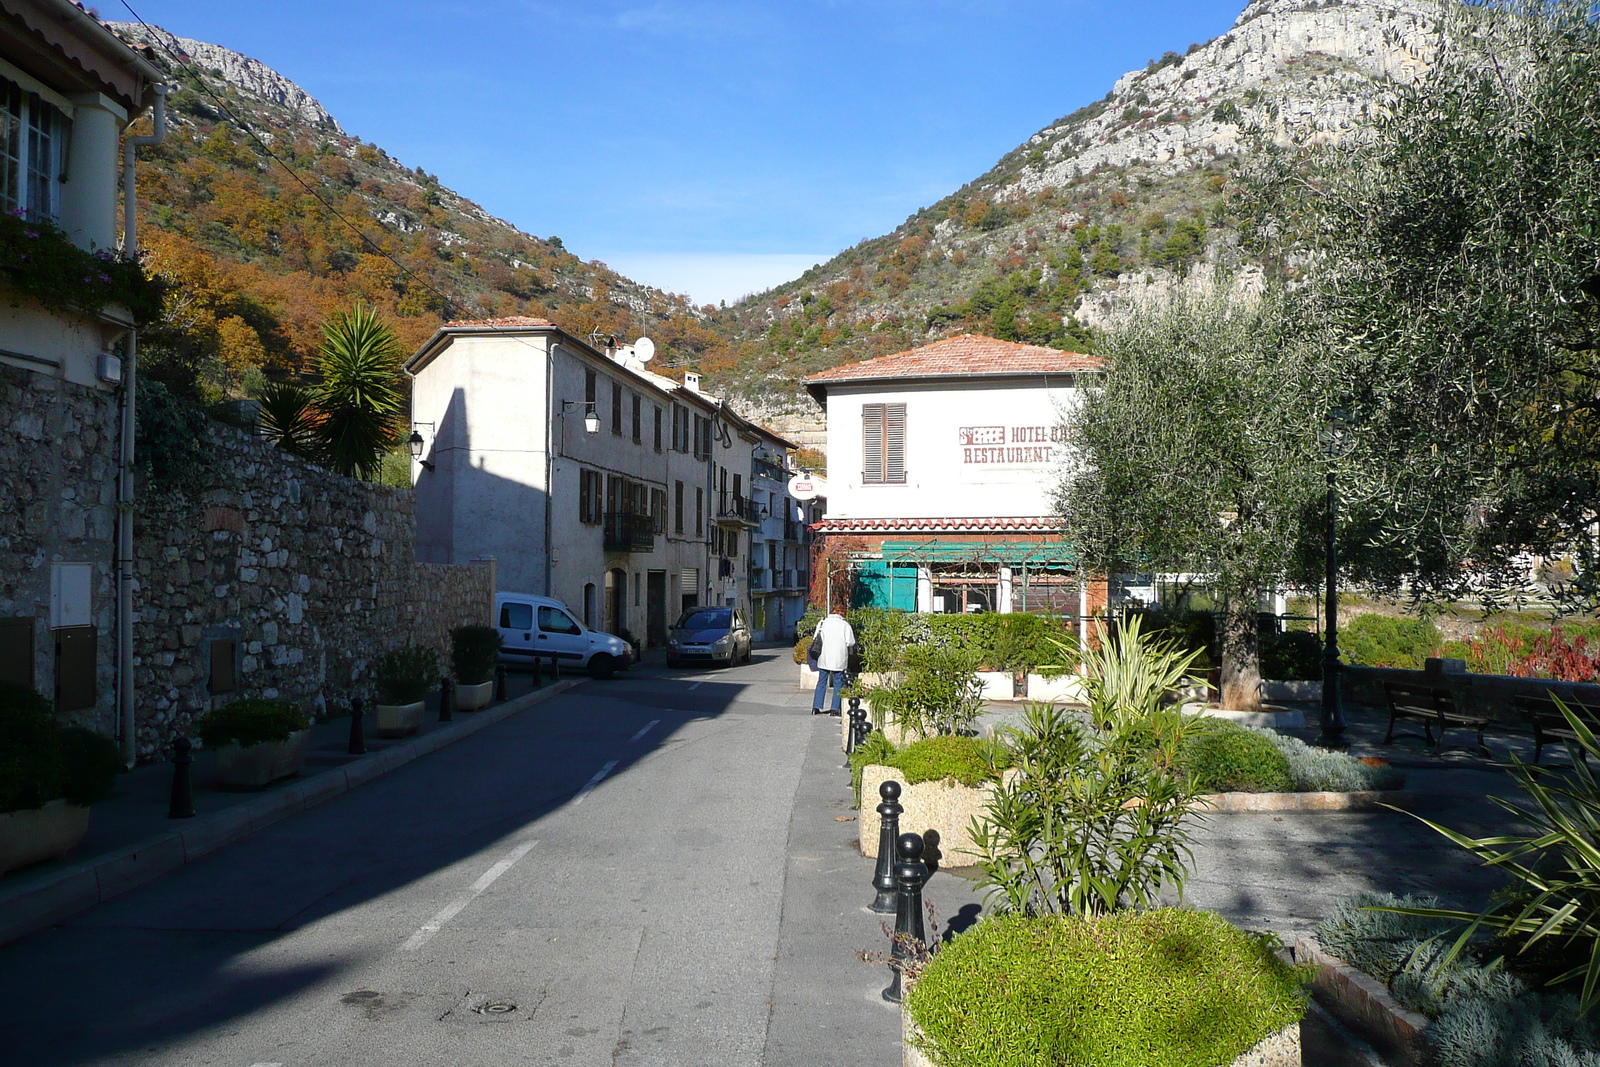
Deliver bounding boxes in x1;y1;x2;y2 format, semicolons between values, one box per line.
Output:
713;0;1440;439
105;22;720;399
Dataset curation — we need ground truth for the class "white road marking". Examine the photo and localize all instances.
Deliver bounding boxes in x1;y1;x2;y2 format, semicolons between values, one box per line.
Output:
248;1063;284;1066
628;719;660;744
401;840;538;951
687;681;703;691
572;760;619;805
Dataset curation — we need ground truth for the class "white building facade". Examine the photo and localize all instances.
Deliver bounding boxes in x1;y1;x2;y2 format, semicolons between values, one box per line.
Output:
406;319;802;647
804;334;1107;617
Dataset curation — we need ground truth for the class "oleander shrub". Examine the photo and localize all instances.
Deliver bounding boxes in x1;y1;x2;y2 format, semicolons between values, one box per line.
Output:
199;699;310;749
907;908;1306;1067
1179;718;1294;793
450;625;502;685
1341;613;1442;669
376;645;438;704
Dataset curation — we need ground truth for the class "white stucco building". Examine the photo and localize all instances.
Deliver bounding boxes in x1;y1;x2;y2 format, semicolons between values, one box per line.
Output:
0;2;164;747
406;318;802;647
804;334;1107;616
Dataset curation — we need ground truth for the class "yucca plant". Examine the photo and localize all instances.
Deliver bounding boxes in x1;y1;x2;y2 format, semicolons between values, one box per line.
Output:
255;379;323;461
314;304;405;480
969;619;1209;917
1383;697;1600;1014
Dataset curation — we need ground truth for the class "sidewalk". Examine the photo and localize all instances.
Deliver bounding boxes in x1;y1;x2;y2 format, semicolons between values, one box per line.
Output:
0;668;582;947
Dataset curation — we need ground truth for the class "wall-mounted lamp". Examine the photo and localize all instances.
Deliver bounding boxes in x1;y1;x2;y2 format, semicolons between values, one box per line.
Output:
408;429;435;472
560;400;601;434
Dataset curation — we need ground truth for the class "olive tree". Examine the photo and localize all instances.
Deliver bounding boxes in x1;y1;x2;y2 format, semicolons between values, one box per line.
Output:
1244;0;1600;605
1056;292;1326;711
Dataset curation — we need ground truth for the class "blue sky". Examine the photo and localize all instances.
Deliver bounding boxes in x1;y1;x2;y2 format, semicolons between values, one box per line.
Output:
115;0;1250;304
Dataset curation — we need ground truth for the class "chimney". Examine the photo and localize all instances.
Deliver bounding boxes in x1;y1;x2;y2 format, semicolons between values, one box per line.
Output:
684;372;701;393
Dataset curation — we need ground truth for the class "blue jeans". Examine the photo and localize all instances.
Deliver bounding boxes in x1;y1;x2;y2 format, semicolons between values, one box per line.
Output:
813;669;846;713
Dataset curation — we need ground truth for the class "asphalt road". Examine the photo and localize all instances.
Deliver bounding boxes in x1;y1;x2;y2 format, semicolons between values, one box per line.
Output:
0;648;917;1067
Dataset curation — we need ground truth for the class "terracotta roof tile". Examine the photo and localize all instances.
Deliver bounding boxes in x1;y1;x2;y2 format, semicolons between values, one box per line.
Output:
441;316;556;329
804;334;1101;387
815;516;1062;534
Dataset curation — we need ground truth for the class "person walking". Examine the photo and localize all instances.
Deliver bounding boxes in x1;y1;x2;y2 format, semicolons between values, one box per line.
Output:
811;607;856;716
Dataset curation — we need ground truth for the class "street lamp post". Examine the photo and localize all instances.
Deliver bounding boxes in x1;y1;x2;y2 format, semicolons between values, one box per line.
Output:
1318;420;1349;749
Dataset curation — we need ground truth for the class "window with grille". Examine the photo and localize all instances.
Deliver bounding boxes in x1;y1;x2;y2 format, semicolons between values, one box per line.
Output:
861;402;907;484
1;78;65;222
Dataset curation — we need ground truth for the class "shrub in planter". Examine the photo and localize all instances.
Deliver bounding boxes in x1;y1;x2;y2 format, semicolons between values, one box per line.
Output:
450;625;502;685
1260;629;1322;681
866;644;986;738
198;699;310;748
1178;718;1295;793
0;684;122;813
907;908;1306;1067
0;684;61;813
376;646;438;705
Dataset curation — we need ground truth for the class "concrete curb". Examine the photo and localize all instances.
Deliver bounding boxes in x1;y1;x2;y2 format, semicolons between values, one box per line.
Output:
1197;789;1413;813
0;678;583;949
1294;936;1431;1067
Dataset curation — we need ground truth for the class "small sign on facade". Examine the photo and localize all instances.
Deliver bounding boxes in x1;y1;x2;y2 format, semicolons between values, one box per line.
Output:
957;424;1067;466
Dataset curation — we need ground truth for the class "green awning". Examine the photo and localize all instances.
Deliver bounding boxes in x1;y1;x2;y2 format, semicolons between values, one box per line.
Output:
876;539;1078;567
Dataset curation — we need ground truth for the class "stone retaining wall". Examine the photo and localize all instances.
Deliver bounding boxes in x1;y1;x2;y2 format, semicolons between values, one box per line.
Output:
1345;662;1600;723
132;421;493;761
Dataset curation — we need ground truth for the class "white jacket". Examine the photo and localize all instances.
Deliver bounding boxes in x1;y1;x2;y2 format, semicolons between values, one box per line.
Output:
815;613;856;672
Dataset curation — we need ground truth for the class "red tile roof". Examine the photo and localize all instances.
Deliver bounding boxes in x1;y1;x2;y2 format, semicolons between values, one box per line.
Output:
804;334;1101;388
815;516;1062;534
441;316;556;329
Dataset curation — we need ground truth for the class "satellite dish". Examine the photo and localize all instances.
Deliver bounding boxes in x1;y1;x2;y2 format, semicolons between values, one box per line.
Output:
633;337;656;363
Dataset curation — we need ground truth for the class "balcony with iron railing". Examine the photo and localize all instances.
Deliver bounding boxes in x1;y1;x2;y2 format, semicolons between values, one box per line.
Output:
715;493;762;527
603;511;656;553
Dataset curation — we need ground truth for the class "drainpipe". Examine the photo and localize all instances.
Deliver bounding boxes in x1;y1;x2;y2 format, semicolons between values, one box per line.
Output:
544;342;556;597
116;84;169;766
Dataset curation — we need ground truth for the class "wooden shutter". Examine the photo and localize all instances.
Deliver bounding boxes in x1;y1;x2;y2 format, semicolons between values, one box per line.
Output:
0;617;33;689
862;403;885;482
885;403;906;483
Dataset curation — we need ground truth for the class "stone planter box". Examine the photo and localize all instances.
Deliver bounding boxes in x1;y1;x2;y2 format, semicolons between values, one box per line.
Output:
859;765;1002;865
454;680;494;711
0;799;91;876
799;663;818;689
1263;680;1321;702
1026;672;1085;703
1294;936;1428;1067
375;700;426;737
1184;703;1306;730
213;729;310;789
903;1004;1301;1067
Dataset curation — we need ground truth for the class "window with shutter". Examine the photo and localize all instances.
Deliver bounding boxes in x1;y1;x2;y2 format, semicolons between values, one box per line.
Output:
612;381;623;435
861;403;907;484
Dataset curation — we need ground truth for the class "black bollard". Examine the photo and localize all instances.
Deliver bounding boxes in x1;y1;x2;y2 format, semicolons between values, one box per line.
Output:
495;663;508;702
848;697;867;752
869;780;903;913
439;675;454;722
551;652;560;681
882;831;929;1004
347;695;366;755
168;736;195;819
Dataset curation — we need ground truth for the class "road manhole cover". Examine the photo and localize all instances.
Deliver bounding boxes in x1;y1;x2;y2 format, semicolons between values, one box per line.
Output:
477;1000;517;1016
441;989;545;1024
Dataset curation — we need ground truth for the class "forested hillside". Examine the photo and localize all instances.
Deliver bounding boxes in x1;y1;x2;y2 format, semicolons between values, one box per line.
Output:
110;23;722;402
701;0;1438;426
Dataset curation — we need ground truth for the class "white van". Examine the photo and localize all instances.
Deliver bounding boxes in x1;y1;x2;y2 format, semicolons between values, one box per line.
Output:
495;592;633;679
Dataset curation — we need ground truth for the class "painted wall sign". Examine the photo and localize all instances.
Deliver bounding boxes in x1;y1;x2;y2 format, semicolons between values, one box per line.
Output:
958;424;1067;465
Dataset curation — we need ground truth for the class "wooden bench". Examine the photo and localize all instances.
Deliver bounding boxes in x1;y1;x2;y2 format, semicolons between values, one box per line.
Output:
1382;681;1490;755
1513;693;1599;764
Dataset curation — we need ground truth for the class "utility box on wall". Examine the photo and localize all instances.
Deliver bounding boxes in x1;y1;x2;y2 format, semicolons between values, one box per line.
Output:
0;617;34;689
54;627;96;712
50;563;92;629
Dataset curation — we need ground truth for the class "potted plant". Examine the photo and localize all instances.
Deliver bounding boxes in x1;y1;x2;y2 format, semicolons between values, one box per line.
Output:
0;684;121;876
450;626;501;711
376;645;438;731
199;698;311;788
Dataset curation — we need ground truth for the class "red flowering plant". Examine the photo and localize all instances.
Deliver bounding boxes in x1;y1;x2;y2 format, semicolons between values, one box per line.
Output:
1453;623;1600;683
0;209;163;325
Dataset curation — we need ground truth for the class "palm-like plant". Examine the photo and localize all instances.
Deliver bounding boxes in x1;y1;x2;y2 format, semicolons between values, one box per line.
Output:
969;619;1209;917
255;379;322;461
1383;698;1600;1014
313;305;405;480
